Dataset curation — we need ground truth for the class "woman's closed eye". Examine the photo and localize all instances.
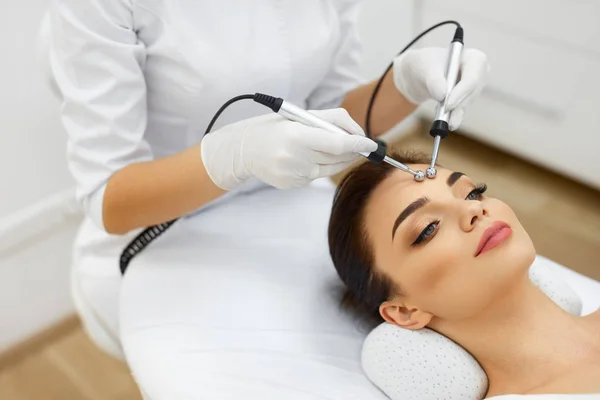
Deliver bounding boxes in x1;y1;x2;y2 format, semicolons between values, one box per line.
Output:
411;183;489;246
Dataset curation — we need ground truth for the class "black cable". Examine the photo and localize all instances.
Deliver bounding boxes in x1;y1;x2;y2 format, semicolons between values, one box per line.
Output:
119;20;462;275
205;94;255;134
364;20;460;139
119;220;177;275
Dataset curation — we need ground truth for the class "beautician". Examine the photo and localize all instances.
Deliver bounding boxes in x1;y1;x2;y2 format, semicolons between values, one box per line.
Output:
47;0;489;397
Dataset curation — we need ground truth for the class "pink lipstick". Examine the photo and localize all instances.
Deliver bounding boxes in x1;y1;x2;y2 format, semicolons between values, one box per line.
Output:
475;221;512;257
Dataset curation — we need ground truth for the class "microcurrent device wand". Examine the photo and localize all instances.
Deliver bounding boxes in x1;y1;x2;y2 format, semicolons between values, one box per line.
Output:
427;26;464;179
252;94;424;179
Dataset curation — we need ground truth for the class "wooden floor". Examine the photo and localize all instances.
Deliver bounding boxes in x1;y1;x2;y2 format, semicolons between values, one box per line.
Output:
1;126;599;399
0;324;142;400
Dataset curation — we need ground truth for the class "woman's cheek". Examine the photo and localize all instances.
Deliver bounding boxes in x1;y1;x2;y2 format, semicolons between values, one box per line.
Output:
411;240;463;294
488;198;519;220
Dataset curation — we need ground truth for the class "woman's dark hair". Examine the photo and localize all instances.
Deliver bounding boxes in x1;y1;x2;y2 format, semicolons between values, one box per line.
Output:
328;148;432;323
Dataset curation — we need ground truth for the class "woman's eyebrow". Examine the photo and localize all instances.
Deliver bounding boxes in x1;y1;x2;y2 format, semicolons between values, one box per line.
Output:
447;171;465;187
391;197;429;239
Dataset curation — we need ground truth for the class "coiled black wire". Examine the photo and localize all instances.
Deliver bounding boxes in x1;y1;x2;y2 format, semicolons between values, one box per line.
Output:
119;21;461;275
364;20;460;138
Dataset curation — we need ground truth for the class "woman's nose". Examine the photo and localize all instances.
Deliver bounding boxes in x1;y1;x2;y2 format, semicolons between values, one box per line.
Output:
460;201;486;232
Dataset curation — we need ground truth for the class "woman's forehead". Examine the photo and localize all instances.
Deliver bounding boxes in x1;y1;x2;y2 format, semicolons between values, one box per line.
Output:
365;166;466;226
374;165;460;199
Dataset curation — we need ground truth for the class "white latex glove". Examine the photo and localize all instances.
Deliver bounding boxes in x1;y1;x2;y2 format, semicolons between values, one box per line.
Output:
393;47;489;131
201;108;377;190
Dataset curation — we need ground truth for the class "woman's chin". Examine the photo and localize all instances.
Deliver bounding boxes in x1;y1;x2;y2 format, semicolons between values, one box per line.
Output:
499;226;536;265
482;232;536;287
516;232;537;267
502;237;537;279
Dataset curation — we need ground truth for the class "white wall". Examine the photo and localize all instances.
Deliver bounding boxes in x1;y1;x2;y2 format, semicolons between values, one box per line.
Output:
0;4;73;218
0;2;79;353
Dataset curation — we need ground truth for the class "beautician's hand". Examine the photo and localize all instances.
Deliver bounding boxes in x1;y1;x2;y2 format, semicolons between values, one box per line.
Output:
392;47;489;131
201;109;377;190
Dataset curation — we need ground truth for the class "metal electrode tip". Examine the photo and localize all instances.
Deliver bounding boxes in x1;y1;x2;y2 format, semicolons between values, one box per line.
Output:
414;170;425;181
426;167;437;179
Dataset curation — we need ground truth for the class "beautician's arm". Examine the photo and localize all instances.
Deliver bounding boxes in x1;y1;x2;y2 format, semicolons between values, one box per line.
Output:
102;145;225;234
341;70;417;138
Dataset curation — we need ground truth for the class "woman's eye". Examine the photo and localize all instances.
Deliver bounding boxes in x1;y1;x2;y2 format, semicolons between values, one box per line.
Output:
412;221;439;246
466;183;488;200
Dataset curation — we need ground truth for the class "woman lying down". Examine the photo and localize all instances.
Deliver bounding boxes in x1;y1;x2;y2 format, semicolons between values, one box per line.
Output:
328;150;600;398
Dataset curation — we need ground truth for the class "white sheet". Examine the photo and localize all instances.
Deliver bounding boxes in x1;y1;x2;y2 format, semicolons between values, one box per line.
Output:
119;179;389;399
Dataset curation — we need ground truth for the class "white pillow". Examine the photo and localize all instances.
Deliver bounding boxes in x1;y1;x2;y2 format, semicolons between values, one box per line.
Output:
361;255;583;400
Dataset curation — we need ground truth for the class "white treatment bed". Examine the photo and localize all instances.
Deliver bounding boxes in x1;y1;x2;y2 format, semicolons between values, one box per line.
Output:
108;178;600;399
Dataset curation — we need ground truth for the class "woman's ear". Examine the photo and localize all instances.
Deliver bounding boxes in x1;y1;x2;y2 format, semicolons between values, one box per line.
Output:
379;300;432;330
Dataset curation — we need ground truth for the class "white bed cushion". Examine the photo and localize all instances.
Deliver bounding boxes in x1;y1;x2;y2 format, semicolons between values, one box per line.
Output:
362;255;593;400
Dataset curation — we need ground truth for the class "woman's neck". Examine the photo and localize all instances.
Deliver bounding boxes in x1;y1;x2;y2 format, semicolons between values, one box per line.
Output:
431;278;599;396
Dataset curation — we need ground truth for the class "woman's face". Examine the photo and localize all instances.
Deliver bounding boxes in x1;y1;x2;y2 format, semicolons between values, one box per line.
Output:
364;164;536;326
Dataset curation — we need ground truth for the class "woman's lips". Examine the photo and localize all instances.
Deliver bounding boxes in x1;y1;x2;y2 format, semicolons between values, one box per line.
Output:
475;221;512;257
